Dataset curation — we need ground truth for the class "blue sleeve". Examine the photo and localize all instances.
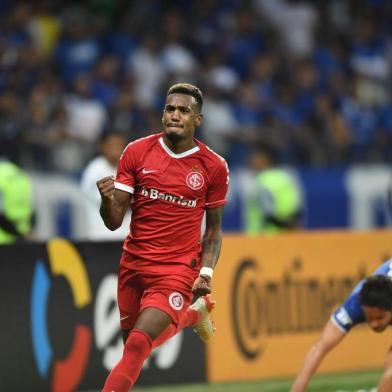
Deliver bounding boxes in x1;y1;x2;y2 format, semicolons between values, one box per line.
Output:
331;281;365;332
374;259;392;277
331;258;392;332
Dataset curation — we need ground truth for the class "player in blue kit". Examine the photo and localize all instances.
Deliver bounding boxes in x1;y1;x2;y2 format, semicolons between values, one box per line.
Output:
291;259;392;392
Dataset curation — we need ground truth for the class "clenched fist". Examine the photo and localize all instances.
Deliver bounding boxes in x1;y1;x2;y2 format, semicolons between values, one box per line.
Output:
96;176;115;200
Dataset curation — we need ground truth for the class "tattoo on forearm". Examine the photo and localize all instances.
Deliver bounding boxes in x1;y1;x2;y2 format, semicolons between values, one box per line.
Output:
112;198;125;214
201;206;224;268
101;197;123;216
201;236;222;266
99;196;128;231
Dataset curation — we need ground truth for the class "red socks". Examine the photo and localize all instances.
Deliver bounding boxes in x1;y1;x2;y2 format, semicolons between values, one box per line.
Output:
102;308;200;391
152;307;200;348
151;324;178;349
102;329;152;392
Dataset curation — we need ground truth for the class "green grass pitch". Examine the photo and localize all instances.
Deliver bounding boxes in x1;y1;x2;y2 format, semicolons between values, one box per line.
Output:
133;370;381;392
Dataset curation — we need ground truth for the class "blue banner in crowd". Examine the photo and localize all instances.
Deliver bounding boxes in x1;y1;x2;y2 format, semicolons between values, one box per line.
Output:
223;166;391;232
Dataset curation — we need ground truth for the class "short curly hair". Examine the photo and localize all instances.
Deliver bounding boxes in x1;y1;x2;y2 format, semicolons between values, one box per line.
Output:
166;83;203;112
359;275;392;310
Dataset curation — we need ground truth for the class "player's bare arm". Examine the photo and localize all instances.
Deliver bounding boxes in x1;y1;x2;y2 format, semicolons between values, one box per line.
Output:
201;206;224;269
97;176;131;230
192;206;224;297
290;320;346;392
378;345;392;392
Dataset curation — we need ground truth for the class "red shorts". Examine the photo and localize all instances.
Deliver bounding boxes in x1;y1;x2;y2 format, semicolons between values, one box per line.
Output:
117;263;198;330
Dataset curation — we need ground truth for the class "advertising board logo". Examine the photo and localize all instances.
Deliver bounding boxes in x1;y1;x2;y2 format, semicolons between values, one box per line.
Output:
231;259;266;360
31;238;92;392
231;258;366;361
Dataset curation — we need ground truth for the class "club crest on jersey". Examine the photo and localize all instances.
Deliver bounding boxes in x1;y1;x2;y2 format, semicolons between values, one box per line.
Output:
169;292;184;310
186;171;204;190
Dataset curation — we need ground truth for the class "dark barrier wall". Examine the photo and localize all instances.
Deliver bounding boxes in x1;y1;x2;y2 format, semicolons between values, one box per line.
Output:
0;238;206;392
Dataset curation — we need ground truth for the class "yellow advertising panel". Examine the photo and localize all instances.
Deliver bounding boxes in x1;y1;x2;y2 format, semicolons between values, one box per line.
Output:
208;230;392;382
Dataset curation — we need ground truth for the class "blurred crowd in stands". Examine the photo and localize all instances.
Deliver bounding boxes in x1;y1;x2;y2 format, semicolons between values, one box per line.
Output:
0;0;391;176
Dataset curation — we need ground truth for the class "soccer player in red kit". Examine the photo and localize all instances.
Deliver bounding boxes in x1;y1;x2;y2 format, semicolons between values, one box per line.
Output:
97;83;229;392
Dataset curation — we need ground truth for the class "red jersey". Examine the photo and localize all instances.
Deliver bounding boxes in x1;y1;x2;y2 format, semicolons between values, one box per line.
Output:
115;132;229;270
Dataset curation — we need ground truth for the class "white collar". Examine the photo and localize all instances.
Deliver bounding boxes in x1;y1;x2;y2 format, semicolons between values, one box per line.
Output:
159;137;200;158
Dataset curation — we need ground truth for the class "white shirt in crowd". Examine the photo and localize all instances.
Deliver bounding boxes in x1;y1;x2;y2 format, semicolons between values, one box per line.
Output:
80;156;131;241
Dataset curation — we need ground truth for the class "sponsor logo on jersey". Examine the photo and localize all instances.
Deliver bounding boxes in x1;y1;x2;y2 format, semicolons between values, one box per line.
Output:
186;171;204;190
140;187;197;207
142;168;158;174
169;292;184;310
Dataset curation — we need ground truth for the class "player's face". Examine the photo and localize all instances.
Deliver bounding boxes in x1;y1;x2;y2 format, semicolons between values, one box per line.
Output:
363;305;392;333
162;94;202;143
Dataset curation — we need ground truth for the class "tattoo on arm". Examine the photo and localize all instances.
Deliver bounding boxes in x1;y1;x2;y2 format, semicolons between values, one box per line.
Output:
201;206;224;269
99;191;130;230
111;197;127;214
99;198;119;220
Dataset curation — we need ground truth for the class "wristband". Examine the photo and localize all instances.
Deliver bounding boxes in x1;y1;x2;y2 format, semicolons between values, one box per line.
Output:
199;266;214;279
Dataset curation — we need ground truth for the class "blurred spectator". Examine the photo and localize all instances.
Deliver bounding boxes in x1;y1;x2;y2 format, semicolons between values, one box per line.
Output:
0;0;390;172
106;11;138;65
127;32;165;108
229;82;264;167
66;75;107;142
224;5;265;78
351;15;390;80
53;5;102;84
63;74;107;172
305;94;351;165
199;83;238;157
161;10;198;77
378;102;392;161
27;1;61;59
0;90;24;163
244;143;303;234
2;2;31;49
80;131;130;240
249;52;278;105
254;0;318;57
90;54;121;106
41;102;76;173
22;83;52;170
0;158;35;244
340;75;381;161
109;87;138;136
202;51;239;94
